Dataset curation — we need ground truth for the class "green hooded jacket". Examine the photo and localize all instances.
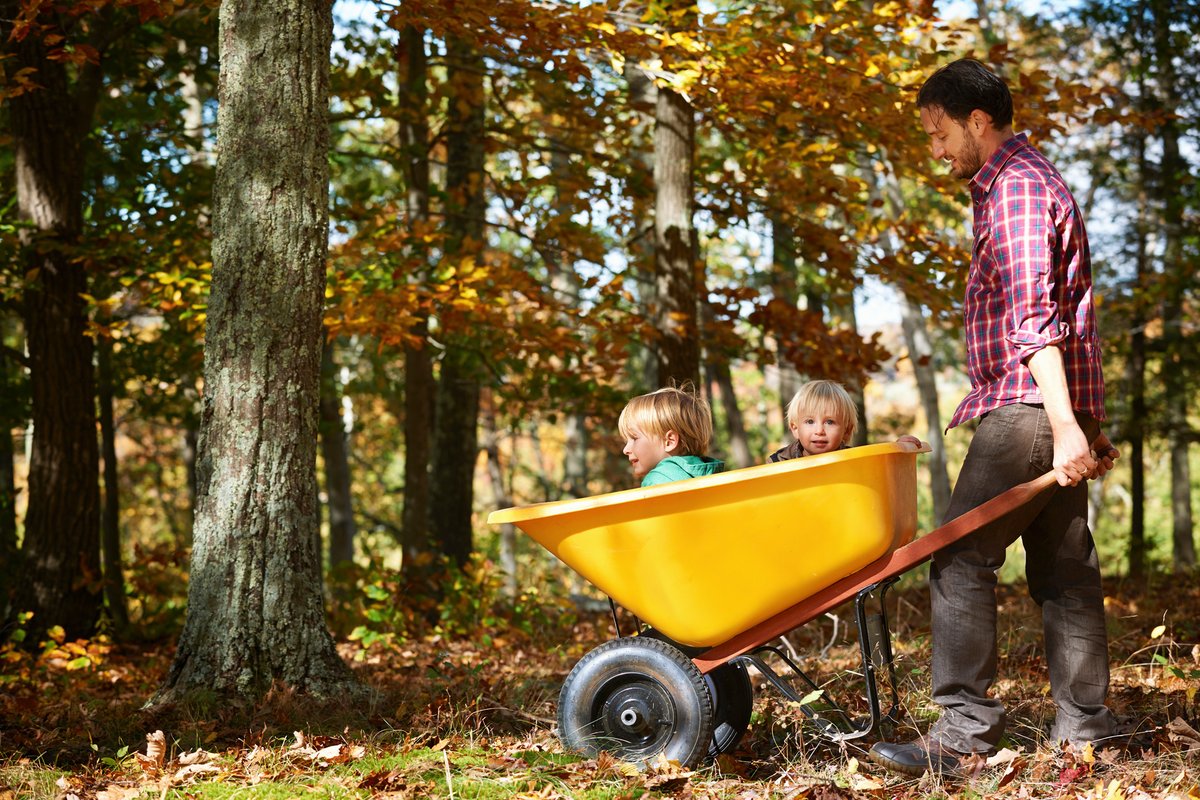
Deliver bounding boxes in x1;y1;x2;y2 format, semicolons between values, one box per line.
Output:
641;455;725;488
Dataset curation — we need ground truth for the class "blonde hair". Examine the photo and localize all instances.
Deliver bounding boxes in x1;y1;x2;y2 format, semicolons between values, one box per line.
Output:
786;380;858;440
618;385;713;457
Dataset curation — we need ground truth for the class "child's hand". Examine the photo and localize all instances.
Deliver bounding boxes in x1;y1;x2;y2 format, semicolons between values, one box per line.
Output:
896;434;925;448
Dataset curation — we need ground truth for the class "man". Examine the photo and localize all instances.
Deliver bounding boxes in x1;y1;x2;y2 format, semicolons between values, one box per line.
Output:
871;59;1119;776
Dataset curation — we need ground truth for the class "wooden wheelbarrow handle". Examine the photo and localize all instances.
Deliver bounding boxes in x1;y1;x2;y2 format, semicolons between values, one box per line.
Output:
692;469;1061;673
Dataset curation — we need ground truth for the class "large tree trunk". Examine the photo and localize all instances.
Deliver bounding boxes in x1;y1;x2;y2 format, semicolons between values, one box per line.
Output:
152;0;359;703
97;334;129;630
653;40;700;389
320;340;356;567
4;6;103;641
429;33;485;568
397;24;435;561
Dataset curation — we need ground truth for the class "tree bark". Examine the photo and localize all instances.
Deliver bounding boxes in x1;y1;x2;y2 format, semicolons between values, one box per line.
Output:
320;340;356;567
899;295;952;521
397;24;435;561
481;390;517;597
625;63;658;390
654;81;700;389
1126;123;1149;581
1154;1;1195;571
4;4;103;641
429;33;486;568
152;0;360;703
770;214;802;426
0;318;21;595
96;334;130;630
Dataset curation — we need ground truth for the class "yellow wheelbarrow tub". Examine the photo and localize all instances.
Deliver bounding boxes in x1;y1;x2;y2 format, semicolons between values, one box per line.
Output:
488;441;925;648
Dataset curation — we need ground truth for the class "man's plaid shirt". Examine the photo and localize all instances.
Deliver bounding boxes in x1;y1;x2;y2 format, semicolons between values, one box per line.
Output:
948;133;1105;430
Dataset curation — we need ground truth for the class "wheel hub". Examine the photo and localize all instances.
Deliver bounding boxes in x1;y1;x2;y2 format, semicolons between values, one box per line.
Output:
599;679;674;750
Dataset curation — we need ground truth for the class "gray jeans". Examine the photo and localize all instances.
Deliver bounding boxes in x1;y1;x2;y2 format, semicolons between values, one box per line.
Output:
929;403;1115;752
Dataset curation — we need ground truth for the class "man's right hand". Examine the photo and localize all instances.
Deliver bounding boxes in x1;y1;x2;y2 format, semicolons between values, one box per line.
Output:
1088;432;1120;480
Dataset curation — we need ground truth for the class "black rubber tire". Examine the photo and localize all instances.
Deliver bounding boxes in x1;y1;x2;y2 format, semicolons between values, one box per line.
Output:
557;636;714;767
633;627;753;758
705;660;754;757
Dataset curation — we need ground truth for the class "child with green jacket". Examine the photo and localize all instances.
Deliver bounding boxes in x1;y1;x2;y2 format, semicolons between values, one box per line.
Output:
618;386;724;487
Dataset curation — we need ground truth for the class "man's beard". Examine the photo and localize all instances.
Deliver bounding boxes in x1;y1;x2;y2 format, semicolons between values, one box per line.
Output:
953;133;984;180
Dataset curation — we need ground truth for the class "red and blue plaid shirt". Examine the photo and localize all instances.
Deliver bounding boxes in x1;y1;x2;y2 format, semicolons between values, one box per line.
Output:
948;133;1105;429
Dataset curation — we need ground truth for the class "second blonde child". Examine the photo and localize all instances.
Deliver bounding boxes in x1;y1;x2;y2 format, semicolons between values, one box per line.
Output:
769;380;858;462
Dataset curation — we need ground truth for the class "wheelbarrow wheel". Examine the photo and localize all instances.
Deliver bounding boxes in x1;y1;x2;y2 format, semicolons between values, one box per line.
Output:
558;636;714;767
633;627;752;758
705;660;753;757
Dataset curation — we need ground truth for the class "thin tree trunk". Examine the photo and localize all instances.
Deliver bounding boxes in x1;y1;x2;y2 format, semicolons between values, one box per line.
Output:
1127;126;1149;581
899;295;952;521
863;160;952;515
4;3;103;641
625;63;658;390
708;358;752;468
96;334;129;630
430;33;485;568
431;350;480;568
770;214;802;426
398;24;435;561
1154;3;1195;571
653;50;700;389
481;390;517;597
545;148;590;498
153;0;360;704
320;339;356;567
0;318;20;595
833;295;869;447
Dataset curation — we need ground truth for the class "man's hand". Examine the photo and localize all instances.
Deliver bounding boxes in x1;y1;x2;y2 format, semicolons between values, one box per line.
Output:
1087;432;1120;480
1052;424;1098;487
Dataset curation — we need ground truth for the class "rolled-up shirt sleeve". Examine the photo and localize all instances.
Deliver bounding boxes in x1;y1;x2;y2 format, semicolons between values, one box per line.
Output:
992;176;1070;361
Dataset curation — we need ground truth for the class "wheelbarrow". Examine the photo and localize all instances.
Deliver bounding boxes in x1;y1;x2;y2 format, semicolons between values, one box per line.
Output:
488;440;1062;766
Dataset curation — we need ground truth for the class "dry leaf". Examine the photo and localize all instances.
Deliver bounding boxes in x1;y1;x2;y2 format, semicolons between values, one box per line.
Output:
171;762;220;783
134;730;166;775
1165;717;1200;753
849;773;883;791
177;749;214;766
986;747;1021;767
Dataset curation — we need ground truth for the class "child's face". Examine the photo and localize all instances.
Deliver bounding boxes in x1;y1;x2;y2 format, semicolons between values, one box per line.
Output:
621;426;676;481
789;409;848;456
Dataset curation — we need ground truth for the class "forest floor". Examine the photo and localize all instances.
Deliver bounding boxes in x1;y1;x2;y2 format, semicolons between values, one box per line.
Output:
2;573;1199;800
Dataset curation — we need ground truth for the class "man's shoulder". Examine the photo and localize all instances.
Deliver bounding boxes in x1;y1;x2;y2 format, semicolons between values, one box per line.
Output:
995;143;1068;191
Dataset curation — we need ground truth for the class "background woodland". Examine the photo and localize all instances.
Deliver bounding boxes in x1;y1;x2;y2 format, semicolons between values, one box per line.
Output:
0;0;1199;797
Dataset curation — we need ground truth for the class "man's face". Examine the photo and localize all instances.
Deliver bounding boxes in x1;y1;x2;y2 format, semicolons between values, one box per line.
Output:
919;105;985;180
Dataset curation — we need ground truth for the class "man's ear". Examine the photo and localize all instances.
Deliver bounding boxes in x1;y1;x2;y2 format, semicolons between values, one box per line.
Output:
968;108;993;134
663;430;680;453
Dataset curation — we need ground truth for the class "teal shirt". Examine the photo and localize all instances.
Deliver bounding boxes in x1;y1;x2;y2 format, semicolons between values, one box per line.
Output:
641;455;725;487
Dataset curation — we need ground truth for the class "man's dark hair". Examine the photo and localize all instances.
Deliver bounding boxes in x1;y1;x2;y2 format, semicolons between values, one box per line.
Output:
916;58;1013;129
